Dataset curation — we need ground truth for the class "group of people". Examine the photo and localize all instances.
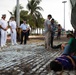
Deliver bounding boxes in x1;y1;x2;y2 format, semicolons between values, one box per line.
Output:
44;15;76;74
44;14;76;73
49;33;76;74
0;14;30;48
44;14;62;50
0;13;76;72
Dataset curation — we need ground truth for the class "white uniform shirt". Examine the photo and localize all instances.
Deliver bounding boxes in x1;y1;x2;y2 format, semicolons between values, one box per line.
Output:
9;21;16;29
0;19;7;29
20;23;28;30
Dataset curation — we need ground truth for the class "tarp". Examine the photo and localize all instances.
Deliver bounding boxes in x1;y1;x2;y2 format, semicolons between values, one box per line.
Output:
70;0;76;29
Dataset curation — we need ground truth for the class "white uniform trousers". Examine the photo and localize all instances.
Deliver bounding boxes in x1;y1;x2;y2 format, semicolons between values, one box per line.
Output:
1;29;7;47
11;29;17;45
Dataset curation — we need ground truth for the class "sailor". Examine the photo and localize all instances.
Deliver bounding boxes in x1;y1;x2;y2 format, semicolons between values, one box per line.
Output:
9;16;17;45
0;14;8;47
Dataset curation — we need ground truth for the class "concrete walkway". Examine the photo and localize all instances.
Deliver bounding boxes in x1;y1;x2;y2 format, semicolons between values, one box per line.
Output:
0;35;76;75
0;43;62;75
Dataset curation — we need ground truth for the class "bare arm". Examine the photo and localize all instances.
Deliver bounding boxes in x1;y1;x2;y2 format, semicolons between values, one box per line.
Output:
61;42;68;50
26;28;30;32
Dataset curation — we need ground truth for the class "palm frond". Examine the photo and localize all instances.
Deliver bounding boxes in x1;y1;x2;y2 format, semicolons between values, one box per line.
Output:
8;10;13;15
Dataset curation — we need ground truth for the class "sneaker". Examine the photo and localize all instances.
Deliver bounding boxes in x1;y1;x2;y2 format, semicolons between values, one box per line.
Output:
1;45;4;48
4;45;7;47
11;43;14;45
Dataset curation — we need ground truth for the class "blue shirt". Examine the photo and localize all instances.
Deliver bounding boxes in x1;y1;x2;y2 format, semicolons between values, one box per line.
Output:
51;23;56;37
20;23;28;30
51;23;56;32
55;56;73;70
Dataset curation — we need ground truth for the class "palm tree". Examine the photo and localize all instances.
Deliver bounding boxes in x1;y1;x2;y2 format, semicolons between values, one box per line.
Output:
8;4;23;19
27;0;43;30
27;0;43;15
20;10;29;24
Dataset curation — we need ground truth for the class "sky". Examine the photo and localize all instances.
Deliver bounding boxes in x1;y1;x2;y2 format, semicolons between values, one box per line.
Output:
0;0;74;30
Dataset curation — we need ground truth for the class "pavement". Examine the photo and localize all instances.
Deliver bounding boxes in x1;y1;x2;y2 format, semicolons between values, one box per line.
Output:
0;35;76;75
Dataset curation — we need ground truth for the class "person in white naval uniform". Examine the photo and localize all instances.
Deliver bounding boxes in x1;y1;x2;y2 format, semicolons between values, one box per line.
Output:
9;16;17;45
0;14;8;47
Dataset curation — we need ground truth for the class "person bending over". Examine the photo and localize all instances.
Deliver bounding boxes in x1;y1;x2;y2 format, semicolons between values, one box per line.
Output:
52;33;76;55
